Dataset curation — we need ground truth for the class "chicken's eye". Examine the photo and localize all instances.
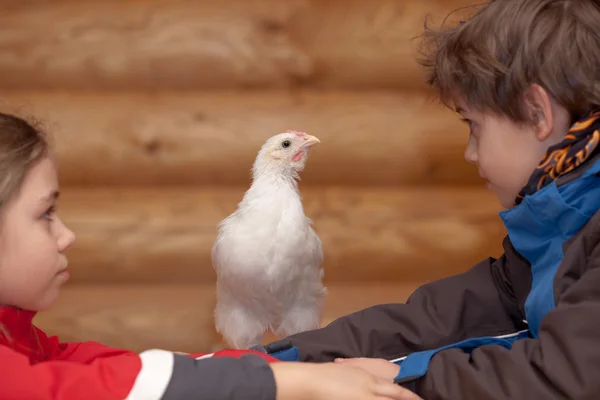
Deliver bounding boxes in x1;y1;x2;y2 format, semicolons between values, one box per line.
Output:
281;140;291;148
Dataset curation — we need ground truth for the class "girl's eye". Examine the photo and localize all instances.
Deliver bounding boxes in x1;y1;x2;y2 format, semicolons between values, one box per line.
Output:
43;206;55;220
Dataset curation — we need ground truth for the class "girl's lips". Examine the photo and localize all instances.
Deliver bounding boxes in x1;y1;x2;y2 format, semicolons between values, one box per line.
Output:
56;266;69;278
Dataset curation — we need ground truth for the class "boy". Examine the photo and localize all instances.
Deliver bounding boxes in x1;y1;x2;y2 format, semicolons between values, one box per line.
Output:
255;0;600;398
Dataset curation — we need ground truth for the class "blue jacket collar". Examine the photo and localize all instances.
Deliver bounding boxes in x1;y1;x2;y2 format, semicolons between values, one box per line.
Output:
499;157;600;337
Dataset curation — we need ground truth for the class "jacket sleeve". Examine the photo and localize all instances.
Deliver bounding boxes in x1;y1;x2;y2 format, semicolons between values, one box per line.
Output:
397;239;600;399
0;338;277;400
264;236;529;362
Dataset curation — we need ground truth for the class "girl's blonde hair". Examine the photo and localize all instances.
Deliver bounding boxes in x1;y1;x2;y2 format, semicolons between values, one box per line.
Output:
0;112;49;213
0;112;48;338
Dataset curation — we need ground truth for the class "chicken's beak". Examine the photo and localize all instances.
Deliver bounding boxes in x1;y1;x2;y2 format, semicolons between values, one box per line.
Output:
302;135;321;147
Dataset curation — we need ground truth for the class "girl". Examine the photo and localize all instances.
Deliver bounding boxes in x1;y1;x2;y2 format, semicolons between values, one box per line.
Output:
0;112;417;400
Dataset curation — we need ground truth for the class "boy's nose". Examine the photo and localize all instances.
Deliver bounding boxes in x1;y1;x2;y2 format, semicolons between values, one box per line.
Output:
464;141;477;164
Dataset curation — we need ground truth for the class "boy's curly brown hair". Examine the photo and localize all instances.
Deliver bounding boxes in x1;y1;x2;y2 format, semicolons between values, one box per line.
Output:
418;0;600;123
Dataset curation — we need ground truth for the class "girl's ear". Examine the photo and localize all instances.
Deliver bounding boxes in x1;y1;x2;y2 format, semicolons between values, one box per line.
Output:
523;83;555;141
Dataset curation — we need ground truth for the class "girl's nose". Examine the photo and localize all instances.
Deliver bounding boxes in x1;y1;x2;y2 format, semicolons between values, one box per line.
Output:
57;218;76;252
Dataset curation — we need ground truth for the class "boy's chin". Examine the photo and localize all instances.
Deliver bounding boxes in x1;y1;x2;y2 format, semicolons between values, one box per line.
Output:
490;187;517;209
497;194;518;209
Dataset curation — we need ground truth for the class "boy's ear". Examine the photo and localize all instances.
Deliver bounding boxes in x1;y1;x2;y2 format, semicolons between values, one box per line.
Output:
523;83;554;141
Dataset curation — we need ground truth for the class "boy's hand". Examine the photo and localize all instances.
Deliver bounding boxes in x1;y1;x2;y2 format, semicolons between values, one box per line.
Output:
334;357;401;382
271;361;420;400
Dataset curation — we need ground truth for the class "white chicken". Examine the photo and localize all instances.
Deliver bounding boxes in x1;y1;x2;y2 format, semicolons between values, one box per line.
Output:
211;130;326;349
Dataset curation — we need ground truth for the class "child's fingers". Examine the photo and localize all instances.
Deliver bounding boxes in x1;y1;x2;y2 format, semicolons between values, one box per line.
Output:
334;357;363;363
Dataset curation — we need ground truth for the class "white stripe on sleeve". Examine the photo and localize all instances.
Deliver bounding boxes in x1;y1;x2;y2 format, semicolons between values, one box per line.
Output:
125;349;175;400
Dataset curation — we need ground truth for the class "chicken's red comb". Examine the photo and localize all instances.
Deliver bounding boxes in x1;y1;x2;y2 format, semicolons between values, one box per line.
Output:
285;130;307;137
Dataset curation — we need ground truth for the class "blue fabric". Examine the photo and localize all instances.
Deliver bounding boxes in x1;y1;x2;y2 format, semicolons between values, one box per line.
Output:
396;158;600;381
499;158;600;338
269;345;300;361
395;330;531;380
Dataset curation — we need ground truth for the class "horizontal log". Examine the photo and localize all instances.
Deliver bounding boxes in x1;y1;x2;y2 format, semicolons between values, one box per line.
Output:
0;90;480;186
58;186;506;285
33;283;420;353
0;0;472;90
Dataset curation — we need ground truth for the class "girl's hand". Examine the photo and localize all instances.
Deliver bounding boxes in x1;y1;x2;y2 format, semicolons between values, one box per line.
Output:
334;357;401;382
271;361;421;400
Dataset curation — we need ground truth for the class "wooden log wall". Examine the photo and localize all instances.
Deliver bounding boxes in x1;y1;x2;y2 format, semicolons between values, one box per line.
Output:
0;0;502;353
0;0;471;91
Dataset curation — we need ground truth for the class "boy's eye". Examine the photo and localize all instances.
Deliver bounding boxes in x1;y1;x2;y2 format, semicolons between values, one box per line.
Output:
460;118;476;134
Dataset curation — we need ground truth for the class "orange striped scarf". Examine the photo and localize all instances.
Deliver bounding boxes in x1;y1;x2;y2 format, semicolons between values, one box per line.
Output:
515;110;600;205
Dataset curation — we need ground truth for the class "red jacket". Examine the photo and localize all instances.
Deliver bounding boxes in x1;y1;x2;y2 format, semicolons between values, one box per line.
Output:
0;306;280;399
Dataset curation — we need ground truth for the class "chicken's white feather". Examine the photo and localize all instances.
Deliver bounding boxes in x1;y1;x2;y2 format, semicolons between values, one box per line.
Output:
212;131;326;349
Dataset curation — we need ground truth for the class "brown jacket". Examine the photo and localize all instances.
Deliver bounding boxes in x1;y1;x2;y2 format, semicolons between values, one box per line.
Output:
262;155;600;399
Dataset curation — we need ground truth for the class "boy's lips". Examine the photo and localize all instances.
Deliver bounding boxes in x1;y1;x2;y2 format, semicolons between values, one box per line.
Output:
478;172;490;186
